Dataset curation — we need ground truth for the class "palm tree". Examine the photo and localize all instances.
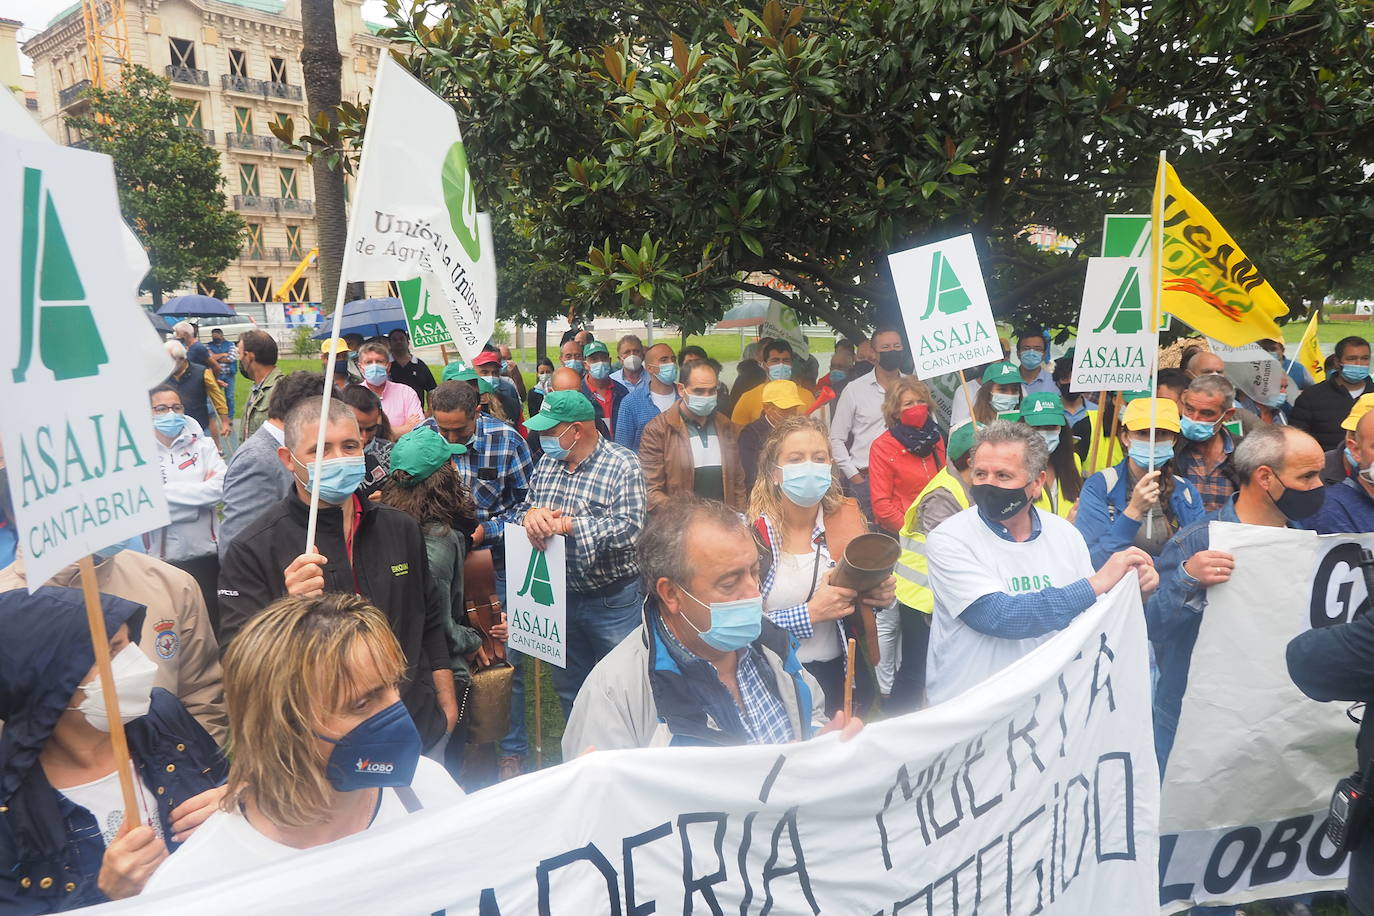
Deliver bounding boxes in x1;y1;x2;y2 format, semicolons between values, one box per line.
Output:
298;0;359;310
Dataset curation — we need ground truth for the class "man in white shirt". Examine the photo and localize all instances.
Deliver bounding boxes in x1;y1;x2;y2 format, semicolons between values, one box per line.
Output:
147;593;462;893
924;421;1158;704
611;334;648;389
830;326;908;517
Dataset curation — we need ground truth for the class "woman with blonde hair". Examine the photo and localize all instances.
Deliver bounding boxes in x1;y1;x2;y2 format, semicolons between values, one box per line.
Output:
748;415;896;716
866;376;946;533
144;593;464;892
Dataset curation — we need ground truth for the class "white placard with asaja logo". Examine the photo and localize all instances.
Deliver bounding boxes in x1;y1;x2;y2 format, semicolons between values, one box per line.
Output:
889;234;1002;381
344;54;496;364
0;134;170;587
1070;257;1156;392
503;525;567;668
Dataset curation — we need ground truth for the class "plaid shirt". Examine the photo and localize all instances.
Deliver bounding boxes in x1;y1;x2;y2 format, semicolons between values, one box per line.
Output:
511;436;646;592
455;413;534;544
757;514;846;650
1175;429;1237;512
659;614;794;744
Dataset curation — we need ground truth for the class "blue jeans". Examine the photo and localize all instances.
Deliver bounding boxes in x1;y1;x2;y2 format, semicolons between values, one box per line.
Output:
551;577;643;719
222;375;235;418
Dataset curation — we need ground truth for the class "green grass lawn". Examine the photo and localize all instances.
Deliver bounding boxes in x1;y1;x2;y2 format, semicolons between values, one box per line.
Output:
1280;315;1374;348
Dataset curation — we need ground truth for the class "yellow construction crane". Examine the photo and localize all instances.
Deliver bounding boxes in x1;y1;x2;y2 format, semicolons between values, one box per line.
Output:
81;0;130;90
274;248;319;302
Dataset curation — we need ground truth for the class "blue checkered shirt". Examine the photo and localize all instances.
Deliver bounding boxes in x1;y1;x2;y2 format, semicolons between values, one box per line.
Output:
454;413;534;544
660;616;794;744
510;436;646;592
757;513;846;649
615;384;677;452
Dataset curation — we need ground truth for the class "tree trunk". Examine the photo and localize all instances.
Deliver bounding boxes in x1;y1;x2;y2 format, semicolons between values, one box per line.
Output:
535;316;547;361
299;0;348;313
150;284;163;309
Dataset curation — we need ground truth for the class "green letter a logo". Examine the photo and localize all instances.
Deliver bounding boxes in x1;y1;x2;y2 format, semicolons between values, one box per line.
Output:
440;141;481;262
920;250;972;319
1093;266;1145;334
516;548;555;607
14;167;108;383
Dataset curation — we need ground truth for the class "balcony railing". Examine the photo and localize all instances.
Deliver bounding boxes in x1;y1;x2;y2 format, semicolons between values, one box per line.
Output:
165;65;209;86
59;79;91;107
221;73;304;102
240;246;286;262
191;127;215;144
226;132;275;152
231;195;315;215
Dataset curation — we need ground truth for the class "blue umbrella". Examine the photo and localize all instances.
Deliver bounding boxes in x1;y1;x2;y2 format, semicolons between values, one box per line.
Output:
157;294;235;318
313;297;410;339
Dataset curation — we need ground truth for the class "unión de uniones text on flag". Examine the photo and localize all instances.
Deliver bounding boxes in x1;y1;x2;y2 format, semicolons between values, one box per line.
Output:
1150;161;1289;346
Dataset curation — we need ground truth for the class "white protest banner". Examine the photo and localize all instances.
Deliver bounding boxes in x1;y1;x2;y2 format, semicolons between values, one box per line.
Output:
1207;337;1290;405
98;580;1157;915
1158;522;1362;911
0;133;170;587
1070;257;1156;393
760;300;810;358
503;524;567;668
889;234;1001;381
345;55;496;364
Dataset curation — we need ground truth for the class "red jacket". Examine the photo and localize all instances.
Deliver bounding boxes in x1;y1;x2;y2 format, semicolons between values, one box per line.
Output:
867;430;946;533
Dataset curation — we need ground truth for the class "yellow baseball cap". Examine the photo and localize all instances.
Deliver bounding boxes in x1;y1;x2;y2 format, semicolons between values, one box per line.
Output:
1342;393;1374;431
320;337;349;354
1122;397;1181;433
761;380;806;410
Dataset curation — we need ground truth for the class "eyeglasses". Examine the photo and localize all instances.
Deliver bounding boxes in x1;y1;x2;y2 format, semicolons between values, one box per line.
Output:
151;404;185;416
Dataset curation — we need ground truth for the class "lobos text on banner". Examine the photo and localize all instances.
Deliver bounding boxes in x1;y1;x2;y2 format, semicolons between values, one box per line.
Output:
1159;523;1364;911
1070;257;1157;393
889;234;1001;381
503;525;567;668
98;580;1159;915
344;55;496;364
0;133;170;587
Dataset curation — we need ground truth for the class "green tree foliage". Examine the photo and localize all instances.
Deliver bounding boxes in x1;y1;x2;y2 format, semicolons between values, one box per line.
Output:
66;66;244;306
312;0;1374;336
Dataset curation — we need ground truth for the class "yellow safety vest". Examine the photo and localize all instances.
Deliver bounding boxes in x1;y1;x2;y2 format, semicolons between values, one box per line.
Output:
1033;453;1083;519
894;467;970;613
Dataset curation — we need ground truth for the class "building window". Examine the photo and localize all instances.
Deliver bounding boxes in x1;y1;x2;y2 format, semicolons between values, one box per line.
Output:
285;225;303;258
248;276;273;302
279;167;297;200
239;163;259;196
169;38;196;70
196;278;220;297
288;277;311;301
275;112;289;131
269;56;287;83
229;49;248;78
245;223;265;257
385;281;400;297
174;99;202;129
234;106;253;134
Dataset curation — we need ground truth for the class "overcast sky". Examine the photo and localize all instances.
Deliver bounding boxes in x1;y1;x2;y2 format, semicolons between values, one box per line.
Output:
10;0;391;73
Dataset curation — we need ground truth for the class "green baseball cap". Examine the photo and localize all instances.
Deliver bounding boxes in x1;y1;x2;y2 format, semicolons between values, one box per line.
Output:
948;421;979;462
1122;389;1152;403
525;390;596;431
981;361;1021;385
1019;392;1065;427
583;341;609;358
390;426;466;481
441;362;494;393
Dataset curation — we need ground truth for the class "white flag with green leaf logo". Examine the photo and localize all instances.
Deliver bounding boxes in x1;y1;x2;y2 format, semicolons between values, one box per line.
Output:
345;55;495;363
0;134;171;587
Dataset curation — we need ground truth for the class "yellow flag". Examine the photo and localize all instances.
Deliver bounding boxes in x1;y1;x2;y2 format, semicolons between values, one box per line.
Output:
1297;312;1326;383
1150;160;1289;346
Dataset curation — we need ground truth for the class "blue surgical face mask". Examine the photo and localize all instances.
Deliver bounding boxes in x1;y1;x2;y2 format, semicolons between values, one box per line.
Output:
588;362;611;381
540;426;574;461
294;454;367;504
316;700;422;792
767;363;793;381
1262;390;1288;408
1347;447;1359;470
778;461;832;507
153;412;187;436
654;362;679;385
1019;350;1044;370
1037;428;1061;451
1179;415;1219;442
1342;364;1371;383
677;586;763;652
830;369;848;384
685;394;717;417
362;363;389;385
990;392;1020;413
563;358;584;373
1128;439;1175;469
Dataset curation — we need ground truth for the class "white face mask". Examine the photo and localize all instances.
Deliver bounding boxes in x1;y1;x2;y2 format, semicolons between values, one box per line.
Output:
70;643;158;731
